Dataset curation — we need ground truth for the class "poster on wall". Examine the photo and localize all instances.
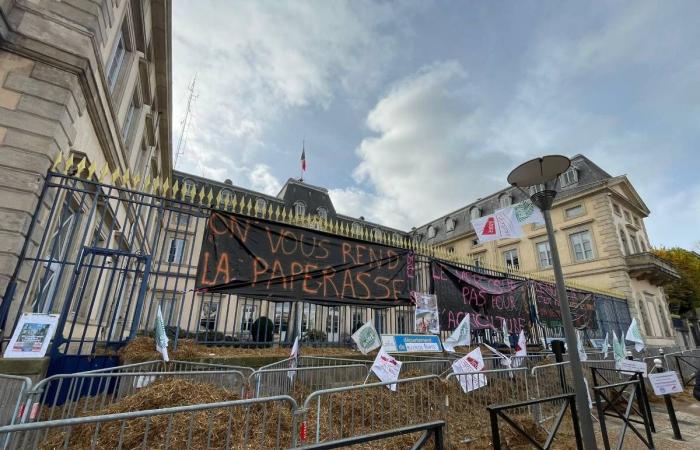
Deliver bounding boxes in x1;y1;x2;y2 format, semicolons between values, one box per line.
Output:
431;260;530;333
533;281;598;329
411;291;440;334
195;211;410;305
3;313;59;359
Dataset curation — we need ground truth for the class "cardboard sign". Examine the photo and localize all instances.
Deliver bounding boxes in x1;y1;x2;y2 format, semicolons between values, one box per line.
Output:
412;292;440;334
4;313;59;359
451;347;487;393
618;359;648;377
381;334;442;353
371;348;402;391
648;372;683;396
351;321;381;355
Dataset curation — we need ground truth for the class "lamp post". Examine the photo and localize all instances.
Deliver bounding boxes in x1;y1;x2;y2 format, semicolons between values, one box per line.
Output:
508;155;598;450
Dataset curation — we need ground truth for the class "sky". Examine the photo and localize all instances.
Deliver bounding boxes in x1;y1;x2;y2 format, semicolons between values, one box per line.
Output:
172;1;700;249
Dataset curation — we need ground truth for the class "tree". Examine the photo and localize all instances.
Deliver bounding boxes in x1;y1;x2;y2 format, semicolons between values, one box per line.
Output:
653;247;700;315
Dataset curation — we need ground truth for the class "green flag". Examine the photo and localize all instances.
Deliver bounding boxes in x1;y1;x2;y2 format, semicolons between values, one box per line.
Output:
155;305;169;362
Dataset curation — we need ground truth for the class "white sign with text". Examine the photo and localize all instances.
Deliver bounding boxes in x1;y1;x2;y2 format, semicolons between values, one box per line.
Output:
648;372;683;396
618;359;648;377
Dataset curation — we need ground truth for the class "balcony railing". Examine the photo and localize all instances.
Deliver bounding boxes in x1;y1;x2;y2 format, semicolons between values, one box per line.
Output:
626;252;680;284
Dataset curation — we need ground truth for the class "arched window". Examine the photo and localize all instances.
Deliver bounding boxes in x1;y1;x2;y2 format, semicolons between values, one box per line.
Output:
499;194;512;209
183;179;196;201
427;225;436;239
220;189;233;210
351;222;362;235
255;197;267;214
560;167;578;187
294;201;306;217
619;227;629;256
469;207;481;221
445;217;456;232
317;207;328;220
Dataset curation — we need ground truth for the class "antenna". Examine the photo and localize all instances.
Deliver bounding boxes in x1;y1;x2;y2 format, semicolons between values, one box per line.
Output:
174;74;198;169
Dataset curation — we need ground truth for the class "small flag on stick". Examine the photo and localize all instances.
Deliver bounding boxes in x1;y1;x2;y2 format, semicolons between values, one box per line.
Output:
155;305;169;362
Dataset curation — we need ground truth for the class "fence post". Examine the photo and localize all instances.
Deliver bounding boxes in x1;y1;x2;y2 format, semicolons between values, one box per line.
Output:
568;394;584;450
635;372;655;433
653;359;682;440
593;387;610;450
433;422;445;450
634;379;655;449
489;408;501;450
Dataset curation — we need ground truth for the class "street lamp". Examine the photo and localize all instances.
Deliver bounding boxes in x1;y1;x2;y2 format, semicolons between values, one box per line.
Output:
508;155;598;450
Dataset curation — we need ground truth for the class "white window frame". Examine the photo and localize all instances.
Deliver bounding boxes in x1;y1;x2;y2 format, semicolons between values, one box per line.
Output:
536;241;552;268
499;194;512;209
220;189;233;210
240;304;257;332
121;92;138;140
199;296;220;331
351;222;362;235
445;217;455;232
570;230;594;262
182;179;196;201
255;197;267;214
167;238;186;264
317;207;328;220
107;29;126;91
560;167;578;187
294;201;306;217
427;225;436;239
469;207;481;221
564;204;584;219
503;248;519;269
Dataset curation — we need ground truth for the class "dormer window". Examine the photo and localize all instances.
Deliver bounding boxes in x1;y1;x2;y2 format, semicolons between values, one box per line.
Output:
183;179;196;201
351;222;362;235
317;207;328;220
373;228;382;240
294;201;306;217
220;189;233;210
560;167;578;187
255;198;267;214
445;217;456;232
498;194;512;209
427;225;437;239
469;207;481;221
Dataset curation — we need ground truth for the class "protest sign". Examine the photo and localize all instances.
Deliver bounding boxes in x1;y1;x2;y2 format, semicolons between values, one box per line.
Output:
619;359;647;377
351;321;381;355
412;292;440;334
451;347;487;393
4;313;59;359
371;347;402;391
648;372;683;396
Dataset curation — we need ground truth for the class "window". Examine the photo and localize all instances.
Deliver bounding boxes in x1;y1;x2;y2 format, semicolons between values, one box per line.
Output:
470;207;481;221
560;167;578;187
657;304;671;336
240;304;257;332
155;293;178;327
637;296;652;335
613;203;621;216
619;228;629;256
629;233;640;254
427;225;437;239
351;222;362;235
107;29;126;91
392;232;400;243
529;184;545;195
564;205;584;219
397;310;411;334
373;228;382;240
638;236;647;252
445;217;456;232
317;207;328;220
499;194;512;209
199;296;219;331
447;247;455;254
536;241;552;268
121;93;138;140
294;201;306;217
255;197;267;214
220;189;233;210
624;210;631;222
183;179;196;201
274;303;290;334
569;230;594;262
472;254;482;267
503;249;519;269
167;238;185;264
472;239;479;246
633;217;640;227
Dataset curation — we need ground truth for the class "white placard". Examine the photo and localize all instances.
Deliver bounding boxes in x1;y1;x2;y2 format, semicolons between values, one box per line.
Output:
451;348;487;393
371;347;402;391
648;372;683;396
351;321;381;355
618;359;648;377
3;313;59;359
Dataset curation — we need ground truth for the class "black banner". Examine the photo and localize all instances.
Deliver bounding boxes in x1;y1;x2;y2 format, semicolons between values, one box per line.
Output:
195;211;410;306
431;260;530;333
532;281;598;329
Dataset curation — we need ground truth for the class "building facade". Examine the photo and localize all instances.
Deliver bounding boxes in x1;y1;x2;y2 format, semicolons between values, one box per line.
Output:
0;0;171;352
412;155;679;347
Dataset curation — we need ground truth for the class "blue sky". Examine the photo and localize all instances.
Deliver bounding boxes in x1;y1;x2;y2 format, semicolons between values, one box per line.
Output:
172;1;700;249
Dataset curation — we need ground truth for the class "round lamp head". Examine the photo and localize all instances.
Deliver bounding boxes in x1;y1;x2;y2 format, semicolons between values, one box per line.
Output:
507;155;571;188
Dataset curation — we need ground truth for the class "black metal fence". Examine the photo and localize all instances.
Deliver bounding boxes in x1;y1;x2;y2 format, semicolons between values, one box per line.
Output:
0;173;634;369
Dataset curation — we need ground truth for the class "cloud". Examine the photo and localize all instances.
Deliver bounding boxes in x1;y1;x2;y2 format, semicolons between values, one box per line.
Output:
172;1;419;186
249;164;282;196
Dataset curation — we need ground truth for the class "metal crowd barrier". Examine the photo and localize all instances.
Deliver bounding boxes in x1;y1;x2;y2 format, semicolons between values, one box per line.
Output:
298;375;443;446
0;395;299;450
444;367;529;446
84;359;256;376
251;364;369;399
0;375;32;427
21;369;248;423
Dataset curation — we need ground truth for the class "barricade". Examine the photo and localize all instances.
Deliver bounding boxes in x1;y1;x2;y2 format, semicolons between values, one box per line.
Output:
22;369;248;423
251;364;369;400
0;375;31;427
298;375;443;446
444;367;529;446
0;395;298;450
84;359;256;377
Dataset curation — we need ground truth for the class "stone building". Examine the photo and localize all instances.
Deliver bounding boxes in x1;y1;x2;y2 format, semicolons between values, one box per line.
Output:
0;0;171;354
412;155;680;347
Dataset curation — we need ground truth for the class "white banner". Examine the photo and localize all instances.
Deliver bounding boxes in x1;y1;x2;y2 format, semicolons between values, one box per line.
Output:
371;347;402;391
451;347;487;393
443;314;470;352
351;321;381;355
288;336;300;381
471;207;523;243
